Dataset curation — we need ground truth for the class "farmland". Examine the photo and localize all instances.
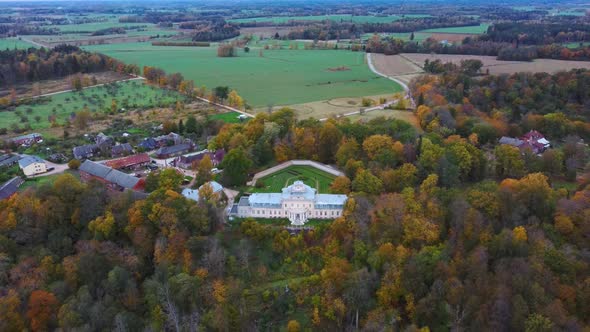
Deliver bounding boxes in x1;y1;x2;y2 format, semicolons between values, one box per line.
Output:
420;23;490;34
83;42;400;109
0;80;184;131
251;165;336;193
399;53;590;75
229;14;430;24
0;38;36;50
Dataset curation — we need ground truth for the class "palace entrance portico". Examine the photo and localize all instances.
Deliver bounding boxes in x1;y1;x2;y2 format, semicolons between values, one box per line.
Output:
287;209;309;226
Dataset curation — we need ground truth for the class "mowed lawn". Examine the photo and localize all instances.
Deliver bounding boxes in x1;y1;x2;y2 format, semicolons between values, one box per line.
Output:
0;80;184;131
229;14;430;24
253;166;336;193
209;111;250;123
0;38;36;50
83;42;399;107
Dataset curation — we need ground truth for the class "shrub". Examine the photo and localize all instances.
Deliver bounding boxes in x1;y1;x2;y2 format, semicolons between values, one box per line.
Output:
68;159;81;170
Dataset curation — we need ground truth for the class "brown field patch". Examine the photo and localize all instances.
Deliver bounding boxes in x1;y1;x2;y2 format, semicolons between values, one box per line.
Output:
428;33;478;43
401;53;590;74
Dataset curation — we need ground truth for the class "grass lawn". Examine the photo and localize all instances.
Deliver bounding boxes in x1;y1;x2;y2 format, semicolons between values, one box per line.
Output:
251;165;336;193
0;80;184;131
83;42;399;108
19;171;79;191
0;38;36;50
229;14;430;24
420;23;490;34
209;111;250;123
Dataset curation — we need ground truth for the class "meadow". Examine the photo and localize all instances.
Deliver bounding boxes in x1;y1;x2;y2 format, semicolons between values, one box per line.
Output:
0;38;36;50
83;42;400;108
0;80;184;131
252;165;336;193
229;14;430;24
420;23;490;34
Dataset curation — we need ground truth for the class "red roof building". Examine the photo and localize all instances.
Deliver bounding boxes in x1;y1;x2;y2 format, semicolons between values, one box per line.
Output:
104;153;151;170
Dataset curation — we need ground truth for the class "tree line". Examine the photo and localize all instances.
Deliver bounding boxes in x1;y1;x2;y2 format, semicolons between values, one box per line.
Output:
0;45;139;89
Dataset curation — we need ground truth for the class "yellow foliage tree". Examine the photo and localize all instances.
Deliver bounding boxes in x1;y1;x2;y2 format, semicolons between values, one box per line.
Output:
513;226;528;243
228;90;244;109
88;211;115;239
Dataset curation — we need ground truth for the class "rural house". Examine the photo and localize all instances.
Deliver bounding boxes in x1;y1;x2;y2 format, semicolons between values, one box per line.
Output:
182;181;224;202
111;143;133;158
105;153;151;170
79;160;145;192
154;132;183;147
156;143;194;159
18;155;47;177
499;130;551;155
0;154;21;168
138;138;158;151
73;144;99;160
175;149;225;169
6;133;43;146
0;177;24;200
95;132;114;146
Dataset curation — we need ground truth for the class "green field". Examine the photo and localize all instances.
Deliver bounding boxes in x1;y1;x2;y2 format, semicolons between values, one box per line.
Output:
83;42;400;108
564;42;590;49
209;111;250;123
229;14;430;24
420;23;490;34
0;80;184;131
252;165;336;193
0;38;36;50
362;32;432;42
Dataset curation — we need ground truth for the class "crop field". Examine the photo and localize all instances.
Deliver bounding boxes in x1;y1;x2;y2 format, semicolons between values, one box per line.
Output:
362;32;432;42
252;165;336;193
420;23;490;34
229;14;430;24
399;53;590;75
83;42;400;108
0;80;184;131
0;38;36;50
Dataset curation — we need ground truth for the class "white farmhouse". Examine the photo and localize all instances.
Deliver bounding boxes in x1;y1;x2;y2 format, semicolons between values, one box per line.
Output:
231;181;347;226
18;156;47;177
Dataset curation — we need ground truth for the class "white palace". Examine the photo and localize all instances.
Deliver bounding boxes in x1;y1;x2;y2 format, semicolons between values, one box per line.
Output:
230;181;347;225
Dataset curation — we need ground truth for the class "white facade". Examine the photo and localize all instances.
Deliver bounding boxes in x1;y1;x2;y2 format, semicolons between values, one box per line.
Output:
18;156;47;177
233;181;347;226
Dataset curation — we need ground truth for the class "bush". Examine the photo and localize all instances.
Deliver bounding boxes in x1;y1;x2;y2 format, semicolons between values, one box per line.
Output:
68;159;81;170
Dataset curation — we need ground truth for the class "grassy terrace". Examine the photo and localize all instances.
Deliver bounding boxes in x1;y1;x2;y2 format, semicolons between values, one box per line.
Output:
83;42;399;108
251;165;336;194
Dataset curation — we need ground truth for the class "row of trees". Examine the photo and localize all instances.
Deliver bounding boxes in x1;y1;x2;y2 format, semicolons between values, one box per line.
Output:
0;45;139;89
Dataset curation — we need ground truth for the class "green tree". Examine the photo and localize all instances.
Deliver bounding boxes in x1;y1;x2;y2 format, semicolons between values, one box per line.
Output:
495;145;525;178
221;148;252;186
352;169;383;194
